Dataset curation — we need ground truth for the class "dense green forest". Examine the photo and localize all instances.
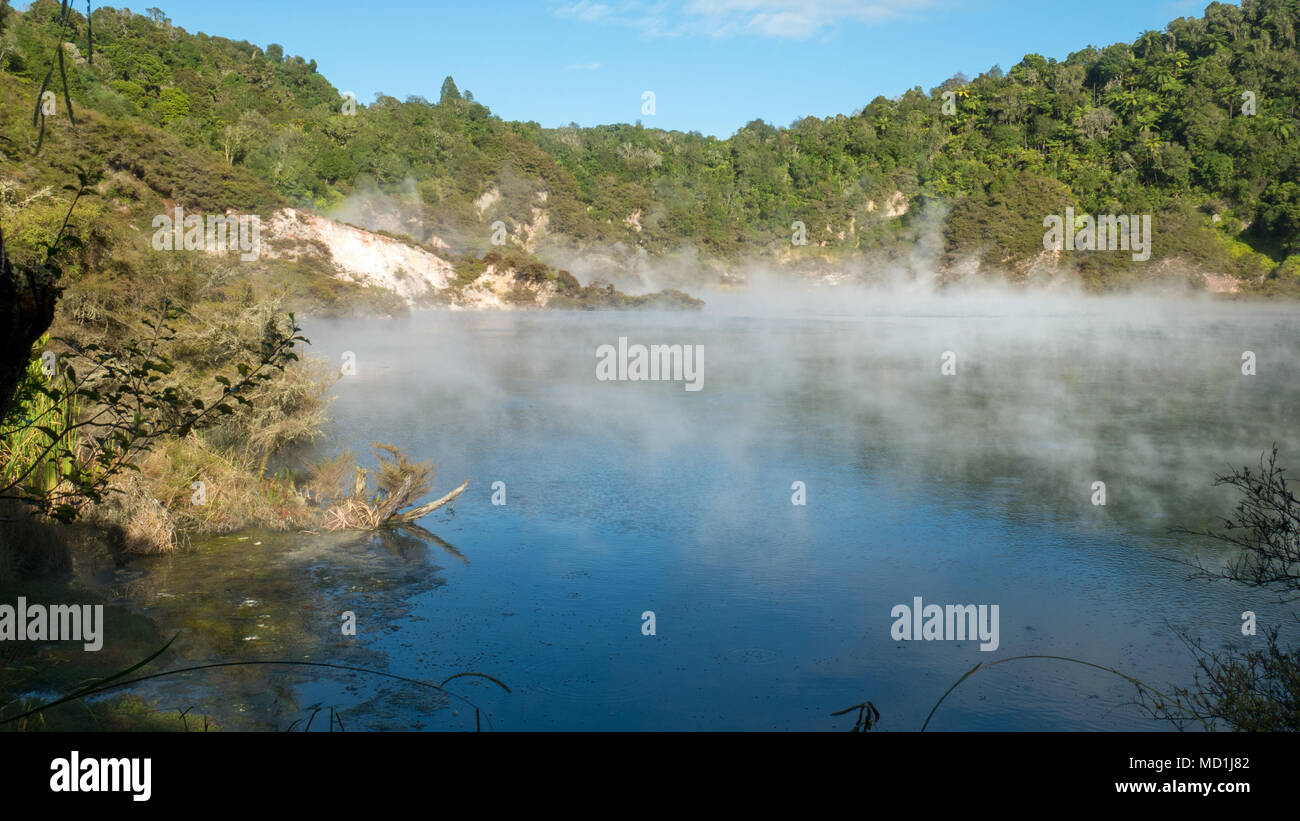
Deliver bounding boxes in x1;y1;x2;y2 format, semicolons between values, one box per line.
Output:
3;0;1300;290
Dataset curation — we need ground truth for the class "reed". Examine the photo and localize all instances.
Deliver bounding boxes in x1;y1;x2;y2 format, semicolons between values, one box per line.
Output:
1;633;510;732
0;335;80;502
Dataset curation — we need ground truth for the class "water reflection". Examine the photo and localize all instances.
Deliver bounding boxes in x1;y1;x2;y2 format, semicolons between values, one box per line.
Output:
6;299;1299;731
2;522;474;730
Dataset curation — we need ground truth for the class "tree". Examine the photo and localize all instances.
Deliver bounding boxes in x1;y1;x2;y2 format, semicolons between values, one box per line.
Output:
157;87;191;125
220;120;254;165
1136;29;1163;58
439;75;462;106
1260;181;1300;253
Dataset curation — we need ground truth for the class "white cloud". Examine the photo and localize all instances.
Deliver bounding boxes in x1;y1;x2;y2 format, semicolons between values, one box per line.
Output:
556;1;615;23
553;0;935;40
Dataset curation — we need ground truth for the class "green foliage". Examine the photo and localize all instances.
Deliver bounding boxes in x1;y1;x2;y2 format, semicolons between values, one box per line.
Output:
2;1;1296;285
156;87;190;125
945;170;1074;267
0;300;307;521
439;75;460;105
0;335;78;503
452;256;486;288
1277;254;1300;279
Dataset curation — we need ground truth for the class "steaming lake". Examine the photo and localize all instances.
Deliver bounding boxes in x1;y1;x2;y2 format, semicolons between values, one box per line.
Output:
46;295;1300;730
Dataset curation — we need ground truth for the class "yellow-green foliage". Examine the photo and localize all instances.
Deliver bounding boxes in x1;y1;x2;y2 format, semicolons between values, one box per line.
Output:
1220;232;1275;279
0;336;78;501
1277;255;1300;280
1255;254;1300;297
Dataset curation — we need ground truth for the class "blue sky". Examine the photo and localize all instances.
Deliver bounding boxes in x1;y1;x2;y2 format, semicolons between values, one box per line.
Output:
106;0;1229;136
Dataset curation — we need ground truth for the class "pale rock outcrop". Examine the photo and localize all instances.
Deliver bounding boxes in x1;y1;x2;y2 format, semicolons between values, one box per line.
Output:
265;208;455;305
450;263;559;310
475;187;501;215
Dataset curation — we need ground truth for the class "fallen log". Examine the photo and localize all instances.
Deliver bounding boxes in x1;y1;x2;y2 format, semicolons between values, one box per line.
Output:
322;478;469;532
391;479;470;524
373;475;414;523
313;444;468;533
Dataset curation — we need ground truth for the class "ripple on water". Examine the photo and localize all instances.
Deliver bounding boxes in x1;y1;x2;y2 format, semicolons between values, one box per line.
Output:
720;647;780;665
534;681;647;705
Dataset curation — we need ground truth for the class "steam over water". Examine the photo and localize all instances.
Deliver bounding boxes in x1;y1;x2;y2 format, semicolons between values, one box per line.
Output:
292;293;1298;730
73;292;1298;730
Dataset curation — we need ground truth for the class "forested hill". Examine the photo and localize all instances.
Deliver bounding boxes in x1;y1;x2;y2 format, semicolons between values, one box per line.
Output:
3;0;1300;292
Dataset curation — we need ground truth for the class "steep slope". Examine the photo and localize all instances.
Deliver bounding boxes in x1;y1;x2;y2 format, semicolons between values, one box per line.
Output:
4;1;1300;294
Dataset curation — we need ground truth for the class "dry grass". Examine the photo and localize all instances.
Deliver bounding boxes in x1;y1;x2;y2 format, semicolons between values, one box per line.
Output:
303;449;356;505
322;495;386;531
319;443;468;532
33;330;448;553
80;348;334;553
120;491;179;555
372;443;434;500
88;431;317;553
210;352;337;471
321;443;435;532
87;436;464;552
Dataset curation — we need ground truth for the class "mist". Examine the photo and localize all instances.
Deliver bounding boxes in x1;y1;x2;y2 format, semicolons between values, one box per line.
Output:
302;284;1298;547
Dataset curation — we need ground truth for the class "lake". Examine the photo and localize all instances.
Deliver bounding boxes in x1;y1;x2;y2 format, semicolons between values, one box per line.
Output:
28;292;1300;730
